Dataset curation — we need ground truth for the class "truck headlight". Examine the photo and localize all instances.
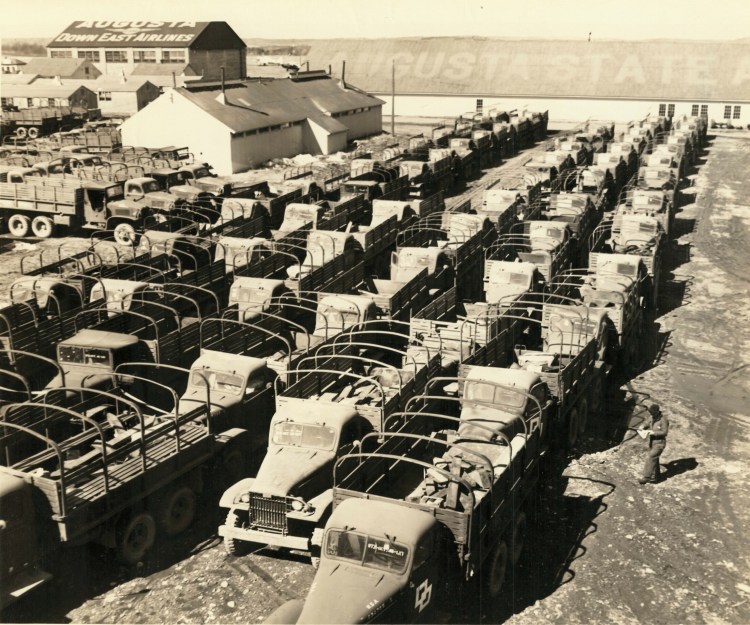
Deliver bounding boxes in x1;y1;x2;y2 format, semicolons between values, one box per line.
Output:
291;499;304;511
240;493;250;503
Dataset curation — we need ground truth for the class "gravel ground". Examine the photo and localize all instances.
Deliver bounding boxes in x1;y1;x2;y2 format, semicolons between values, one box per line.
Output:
2;133;749;624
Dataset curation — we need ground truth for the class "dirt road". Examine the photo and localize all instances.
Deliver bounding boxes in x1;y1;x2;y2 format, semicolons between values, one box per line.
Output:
3;133;750;624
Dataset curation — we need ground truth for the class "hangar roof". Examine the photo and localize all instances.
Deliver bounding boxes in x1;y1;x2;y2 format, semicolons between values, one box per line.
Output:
177;76;384;134
303;38;750;102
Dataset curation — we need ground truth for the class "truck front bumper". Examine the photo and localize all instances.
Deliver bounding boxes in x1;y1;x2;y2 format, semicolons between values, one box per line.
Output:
218;524;311;551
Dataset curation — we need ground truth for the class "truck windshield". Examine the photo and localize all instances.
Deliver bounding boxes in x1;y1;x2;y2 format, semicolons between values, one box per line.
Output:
58;345;112;367
191;370;244;395
325;530;409;574
107;184;124;199
193;167;212;178
464;381;525;408
165;172;188;187
142;180;161;194
272;422;336;450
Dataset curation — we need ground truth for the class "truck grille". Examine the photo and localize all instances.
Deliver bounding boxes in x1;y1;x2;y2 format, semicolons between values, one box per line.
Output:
248;495;289;533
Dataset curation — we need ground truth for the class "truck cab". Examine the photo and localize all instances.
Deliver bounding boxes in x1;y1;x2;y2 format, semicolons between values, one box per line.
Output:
272;498;450;624
277;202;328;235
229;277;290;322
484;260;537;304
216;235;269;272
288;231;361;280
9;276;84;315
179;350;276;445
178;163;232;197
89;278;152;314
314;294;378;336
219;404;374;555
148;168;212;206
391;247;454;295
0;166;43;183
47;329;142;390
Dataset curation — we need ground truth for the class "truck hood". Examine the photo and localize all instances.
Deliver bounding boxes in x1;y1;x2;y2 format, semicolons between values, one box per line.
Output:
46;369;113;393
196;176;231;195
145;191;177;210
298;562;406;624
169;185;205;201
459;403;524;439
251;446;335;497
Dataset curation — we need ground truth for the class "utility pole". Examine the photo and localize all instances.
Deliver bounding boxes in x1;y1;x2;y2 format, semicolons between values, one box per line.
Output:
391;59;395;136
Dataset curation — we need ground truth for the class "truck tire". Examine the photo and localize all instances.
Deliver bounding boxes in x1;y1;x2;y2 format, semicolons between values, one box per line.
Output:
31;216;54;238
511;512;527;566
116;511;156;565
223;510;251;557
8;214;30;237
27;127;39;139
155;485;196;537
113;222;137;245
484;539;508;597
577;398;589;435
15;126;27;139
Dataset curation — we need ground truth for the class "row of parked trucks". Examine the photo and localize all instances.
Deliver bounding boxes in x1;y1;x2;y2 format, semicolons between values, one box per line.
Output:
0;111;700;621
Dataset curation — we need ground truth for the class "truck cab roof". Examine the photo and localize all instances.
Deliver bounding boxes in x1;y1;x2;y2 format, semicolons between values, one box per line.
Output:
328;497;435;543
191;349;267;379
271;402;358;428
59;329;139;351
464;365;540;393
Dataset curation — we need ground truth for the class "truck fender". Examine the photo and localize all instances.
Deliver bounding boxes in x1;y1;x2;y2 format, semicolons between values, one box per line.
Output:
219;478;255;509
263;599;304;624
214;427;249;447
306;489;334;524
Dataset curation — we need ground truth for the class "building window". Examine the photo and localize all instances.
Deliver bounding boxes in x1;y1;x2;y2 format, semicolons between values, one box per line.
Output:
98;91;112;102
161;50;186;64
27;98;34;108
691;104;699;116
78;50;100;62
733;106;741;120
1;98;10;107
134;50;157;63
50;50;72;58
47;98;55;107
700;105;708;119
658;103;666;116
724;105;732;119
105;50;128;63
667;104;675;117
476;99;484;114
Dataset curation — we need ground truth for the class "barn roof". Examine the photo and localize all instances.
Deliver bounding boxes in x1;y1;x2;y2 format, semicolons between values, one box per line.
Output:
21;57;98;78
176;76;383;134
2;83;96;98
33;77;156;93
131;63;199;76
303;38;750;102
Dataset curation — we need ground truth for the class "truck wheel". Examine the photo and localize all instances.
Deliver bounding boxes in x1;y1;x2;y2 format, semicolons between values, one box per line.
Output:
566;407;579;448
113;222;137;245
155;485;196;537
511;512;527;565
223;510;251;557
31;216;54;238
27;127;39;139
116;511;156;565
8;214;30;237
484;539;508;597
577;398;589;435
15;126;27;139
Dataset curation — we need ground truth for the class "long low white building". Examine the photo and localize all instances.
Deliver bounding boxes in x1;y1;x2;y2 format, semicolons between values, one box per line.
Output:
304;38;750;126
120;73;383;173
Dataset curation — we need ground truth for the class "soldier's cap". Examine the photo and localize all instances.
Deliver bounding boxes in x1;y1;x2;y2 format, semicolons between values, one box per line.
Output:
648;404;661;416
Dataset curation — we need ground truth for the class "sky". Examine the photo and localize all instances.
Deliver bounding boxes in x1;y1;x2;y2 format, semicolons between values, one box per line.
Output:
1;0;749;42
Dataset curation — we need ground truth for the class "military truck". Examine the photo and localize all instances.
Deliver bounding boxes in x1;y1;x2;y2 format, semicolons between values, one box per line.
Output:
0;351;278;608
545;192;602;266
217;341;441;560
265;366;550;623
0;176;151;242
488;221;574;284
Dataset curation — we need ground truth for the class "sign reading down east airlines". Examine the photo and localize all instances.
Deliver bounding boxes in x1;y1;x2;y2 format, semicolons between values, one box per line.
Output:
52;21;205;46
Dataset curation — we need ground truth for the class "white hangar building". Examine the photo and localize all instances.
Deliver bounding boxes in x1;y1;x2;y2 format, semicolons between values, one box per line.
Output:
304;38;750;126
120;73;383;174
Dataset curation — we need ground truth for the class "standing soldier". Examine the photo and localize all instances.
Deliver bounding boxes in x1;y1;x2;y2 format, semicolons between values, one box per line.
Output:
638;404;669;484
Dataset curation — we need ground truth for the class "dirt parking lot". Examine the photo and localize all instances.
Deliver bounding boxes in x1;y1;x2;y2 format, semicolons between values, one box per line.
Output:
2;132;749;624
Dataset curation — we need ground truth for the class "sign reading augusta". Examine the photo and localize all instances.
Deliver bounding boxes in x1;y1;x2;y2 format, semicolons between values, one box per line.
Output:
52;21;205;45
